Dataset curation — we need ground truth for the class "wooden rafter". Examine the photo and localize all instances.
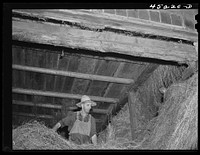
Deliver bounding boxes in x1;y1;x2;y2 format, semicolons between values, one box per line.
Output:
12;112;102;123
12;64;134;84
12;88;118;103
12;100;108;114
13;112;53;119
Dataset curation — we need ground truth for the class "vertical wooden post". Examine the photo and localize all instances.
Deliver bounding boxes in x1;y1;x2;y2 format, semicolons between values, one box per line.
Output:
128;91;137;140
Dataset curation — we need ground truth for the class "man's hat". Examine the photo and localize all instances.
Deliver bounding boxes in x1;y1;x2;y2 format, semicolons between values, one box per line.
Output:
76;95;97;107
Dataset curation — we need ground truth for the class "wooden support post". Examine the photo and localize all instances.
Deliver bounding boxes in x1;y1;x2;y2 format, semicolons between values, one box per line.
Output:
128;91;138;140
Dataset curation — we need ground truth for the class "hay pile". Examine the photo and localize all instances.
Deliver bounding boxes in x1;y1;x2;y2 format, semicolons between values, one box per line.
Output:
134;73;198;149
98;72;198;150
137;65;186;119
12;120;79;150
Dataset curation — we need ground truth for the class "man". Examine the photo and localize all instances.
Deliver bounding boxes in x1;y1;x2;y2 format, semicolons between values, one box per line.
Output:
53;95;97;145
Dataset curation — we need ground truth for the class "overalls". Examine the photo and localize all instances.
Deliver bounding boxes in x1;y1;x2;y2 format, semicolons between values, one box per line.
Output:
69;111;92;145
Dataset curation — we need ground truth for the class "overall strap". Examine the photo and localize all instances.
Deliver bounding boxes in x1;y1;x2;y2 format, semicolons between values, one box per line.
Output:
76;111;79;120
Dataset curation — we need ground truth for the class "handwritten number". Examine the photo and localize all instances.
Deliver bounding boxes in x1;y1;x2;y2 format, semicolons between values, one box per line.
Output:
150;4;156;9
163;5;170;9
184;4;192;9
150;3;192;9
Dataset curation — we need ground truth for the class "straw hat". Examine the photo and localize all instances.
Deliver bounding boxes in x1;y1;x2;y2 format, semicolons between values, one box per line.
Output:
76;95;97;107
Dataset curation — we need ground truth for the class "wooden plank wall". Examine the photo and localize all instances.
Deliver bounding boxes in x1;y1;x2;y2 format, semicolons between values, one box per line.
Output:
86;60;120;109
12;45;123;128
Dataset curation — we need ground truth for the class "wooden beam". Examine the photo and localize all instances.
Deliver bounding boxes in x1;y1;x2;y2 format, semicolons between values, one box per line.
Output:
128;91;138;140
12;88;118;103
115;63;159;113
13;100;61;109
12;112;102;123
12;9;198;42
12;100;108;114
12;18;197;63
12;64;134;84
69;106;108;114
13;112;53;119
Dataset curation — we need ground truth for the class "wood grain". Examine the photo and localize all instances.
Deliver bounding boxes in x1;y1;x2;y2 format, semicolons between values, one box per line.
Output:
12;19;197;63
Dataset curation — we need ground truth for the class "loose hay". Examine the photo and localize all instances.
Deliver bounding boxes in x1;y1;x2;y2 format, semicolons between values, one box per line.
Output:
98;72;198;150
136;73;198;149
12;120;78;150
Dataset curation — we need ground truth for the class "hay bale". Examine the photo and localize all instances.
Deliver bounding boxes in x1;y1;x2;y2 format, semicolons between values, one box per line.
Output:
12;120;78;150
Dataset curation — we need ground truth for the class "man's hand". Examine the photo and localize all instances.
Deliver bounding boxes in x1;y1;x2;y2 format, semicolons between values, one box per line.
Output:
52;122;61;131
91;134;97;145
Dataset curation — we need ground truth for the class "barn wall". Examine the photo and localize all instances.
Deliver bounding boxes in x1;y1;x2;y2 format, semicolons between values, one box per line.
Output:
88;9;198;32
12;45;75;127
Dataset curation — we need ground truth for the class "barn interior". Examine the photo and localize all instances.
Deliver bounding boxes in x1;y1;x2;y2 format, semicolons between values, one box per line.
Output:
11;9;198;149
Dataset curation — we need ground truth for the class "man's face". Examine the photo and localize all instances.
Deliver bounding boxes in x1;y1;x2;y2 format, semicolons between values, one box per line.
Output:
82;102;92;114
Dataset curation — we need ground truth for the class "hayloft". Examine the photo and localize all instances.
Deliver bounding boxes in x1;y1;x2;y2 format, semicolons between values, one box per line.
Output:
11;9;198;150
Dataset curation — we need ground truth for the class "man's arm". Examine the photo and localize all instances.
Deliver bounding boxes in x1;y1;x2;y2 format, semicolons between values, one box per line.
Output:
52;122;61;131
90;116;97;145
91;134;97;145
53;111;75;131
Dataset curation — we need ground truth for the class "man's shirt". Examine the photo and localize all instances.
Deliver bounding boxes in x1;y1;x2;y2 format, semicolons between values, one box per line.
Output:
59;111;96;138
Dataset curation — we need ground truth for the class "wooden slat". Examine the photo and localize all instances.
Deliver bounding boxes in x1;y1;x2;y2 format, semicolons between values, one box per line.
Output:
69;106;108;114
12;100;108;114
87;61;120;100
12;88;118;103
24;49;33;90
13;100;61;109
13;112;102;123
104;62;147;98
45;52;56;92
12;64;134;84
62;55;79;93
70;57;97;95
12;18;197;63
13;112;53;119
13;9;198;42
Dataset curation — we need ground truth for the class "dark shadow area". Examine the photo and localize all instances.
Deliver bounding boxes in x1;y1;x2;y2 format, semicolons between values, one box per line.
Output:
57;126;69;140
